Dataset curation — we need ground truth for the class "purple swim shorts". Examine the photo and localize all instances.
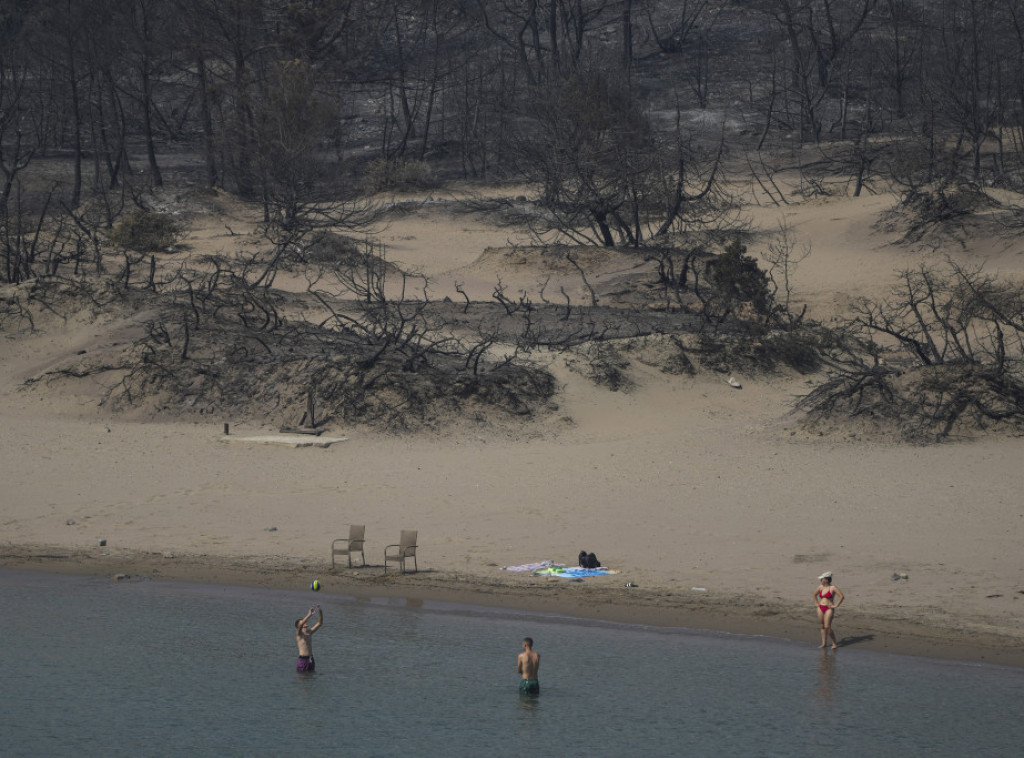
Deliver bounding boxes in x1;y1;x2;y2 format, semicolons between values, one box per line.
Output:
296;655;315;672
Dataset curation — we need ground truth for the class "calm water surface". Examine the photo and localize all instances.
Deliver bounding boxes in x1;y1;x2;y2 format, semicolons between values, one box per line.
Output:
1;569;1021;757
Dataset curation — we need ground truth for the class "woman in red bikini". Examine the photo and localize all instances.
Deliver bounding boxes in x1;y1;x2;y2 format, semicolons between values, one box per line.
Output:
814;571;843;649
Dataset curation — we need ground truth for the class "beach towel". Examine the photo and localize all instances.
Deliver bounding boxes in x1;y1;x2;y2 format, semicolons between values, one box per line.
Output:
532;566;620;578
502;560;561;572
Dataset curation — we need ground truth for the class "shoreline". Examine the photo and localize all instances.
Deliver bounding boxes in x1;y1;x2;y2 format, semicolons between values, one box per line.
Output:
5;544;1023;669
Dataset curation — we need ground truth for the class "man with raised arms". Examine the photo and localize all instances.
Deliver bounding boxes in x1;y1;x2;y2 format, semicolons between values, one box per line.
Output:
295;605;323;672
517;637;540;695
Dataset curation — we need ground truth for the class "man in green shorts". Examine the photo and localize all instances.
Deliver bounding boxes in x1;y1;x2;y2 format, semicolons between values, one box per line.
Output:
517;637;540;695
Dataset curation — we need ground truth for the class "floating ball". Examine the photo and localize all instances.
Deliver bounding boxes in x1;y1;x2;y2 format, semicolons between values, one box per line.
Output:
310;579;322;591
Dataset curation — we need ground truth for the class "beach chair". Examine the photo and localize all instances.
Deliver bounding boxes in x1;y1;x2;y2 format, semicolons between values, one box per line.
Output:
331;525;366;569
383;530;418;574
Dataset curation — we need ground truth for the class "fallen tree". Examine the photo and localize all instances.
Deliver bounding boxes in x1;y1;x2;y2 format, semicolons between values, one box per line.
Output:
797;260;1024;441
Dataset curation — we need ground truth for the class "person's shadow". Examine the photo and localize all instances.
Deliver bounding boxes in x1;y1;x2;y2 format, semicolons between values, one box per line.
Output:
838;634;874;648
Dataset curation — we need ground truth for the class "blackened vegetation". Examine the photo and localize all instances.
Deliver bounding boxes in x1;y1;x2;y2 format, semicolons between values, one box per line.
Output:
4;1;1024;437
7;247;563;429
877;182;1005;249
4;218;821;429
121;307;559;430
798;261;1024;441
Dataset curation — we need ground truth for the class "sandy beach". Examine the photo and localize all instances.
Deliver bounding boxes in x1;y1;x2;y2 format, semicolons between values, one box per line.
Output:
2;188;1023;668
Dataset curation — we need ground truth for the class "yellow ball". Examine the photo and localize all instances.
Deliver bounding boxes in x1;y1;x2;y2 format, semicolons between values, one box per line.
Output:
311;580;321;591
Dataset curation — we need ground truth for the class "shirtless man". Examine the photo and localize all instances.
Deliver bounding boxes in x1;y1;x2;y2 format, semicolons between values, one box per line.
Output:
517;637;540;695
295;605;323;672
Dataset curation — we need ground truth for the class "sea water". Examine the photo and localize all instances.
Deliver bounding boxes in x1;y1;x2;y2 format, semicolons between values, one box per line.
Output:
1;569;1021;758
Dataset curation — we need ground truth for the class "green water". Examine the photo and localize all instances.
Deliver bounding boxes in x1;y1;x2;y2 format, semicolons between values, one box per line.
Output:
1;569;1021;757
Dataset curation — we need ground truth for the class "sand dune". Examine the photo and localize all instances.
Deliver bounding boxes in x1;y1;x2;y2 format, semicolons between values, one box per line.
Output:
3;187;1023;667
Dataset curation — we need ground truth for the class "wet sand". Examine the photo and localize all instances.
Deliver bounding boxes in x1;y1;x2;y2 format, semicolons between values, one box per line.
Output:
3;546;1022;668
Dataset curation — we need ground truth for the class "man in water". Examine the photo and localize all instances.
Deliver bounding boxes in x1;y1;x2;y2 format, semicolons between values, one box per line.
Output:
517;637;540;695
295;605;323;672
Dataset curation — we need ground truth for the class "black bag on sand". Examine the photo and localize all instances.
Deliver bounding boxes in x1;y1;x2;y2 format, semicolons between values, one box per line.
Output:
579;550;600;569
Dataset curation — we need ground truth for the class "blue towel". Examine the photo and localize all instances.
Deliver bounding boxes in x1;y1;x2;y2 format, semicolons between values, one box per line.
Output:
533;567;619;578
